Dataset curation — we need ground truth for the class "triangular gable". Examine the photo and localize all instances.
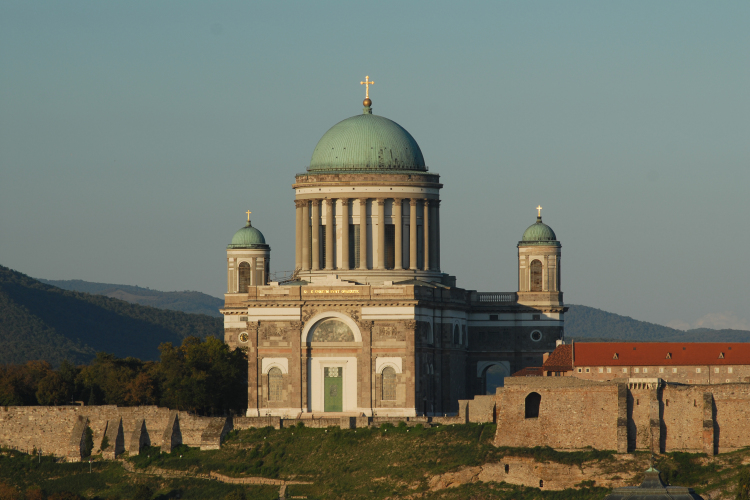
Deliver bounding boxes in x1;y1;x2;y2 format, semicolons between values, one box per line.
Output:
666;353;671;359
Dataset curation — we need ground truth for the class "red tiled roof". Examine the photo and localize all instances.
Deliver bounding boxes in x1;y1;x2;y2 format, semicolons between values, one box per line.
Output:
543;344;573;372
512;366;543;377
573;342;750;367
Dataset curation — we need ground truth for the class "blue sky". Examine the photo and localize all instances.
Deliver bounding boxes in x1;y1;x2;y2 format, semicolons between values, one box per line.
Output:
1;1;749;330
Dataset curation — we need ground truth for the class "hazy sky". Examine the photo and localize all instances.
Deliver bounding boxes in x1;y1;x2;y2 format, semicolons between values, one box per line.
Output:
2;1;749;331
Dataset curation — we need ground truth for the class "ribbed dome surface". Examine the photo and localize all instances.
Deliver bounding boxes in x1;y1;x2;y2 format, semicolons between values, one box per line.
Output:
521;218;560;246
308;114;425;173
228;223;267;249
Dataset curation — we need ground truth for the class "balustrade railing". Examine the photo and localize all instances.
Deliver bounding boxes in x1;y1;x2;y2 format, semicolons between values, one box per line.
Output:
475;292;518;303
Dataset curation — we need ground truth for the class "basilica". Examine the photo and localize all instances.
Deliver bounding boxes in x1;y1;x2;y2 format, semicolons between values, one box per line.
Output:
221;83;566;417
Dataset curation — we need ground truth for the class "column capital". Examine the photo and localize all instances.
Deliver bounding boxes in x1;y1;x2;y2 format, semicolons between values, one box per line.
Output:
294;199;307;208
339;197;349;204
375;198;386;206
409;198;419;207
392;197;403;203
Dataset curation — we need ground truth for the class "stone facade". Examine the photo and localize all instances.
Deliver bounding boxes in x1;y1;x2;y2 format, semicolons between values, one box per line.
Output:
493;376;750;455
223;279;565;418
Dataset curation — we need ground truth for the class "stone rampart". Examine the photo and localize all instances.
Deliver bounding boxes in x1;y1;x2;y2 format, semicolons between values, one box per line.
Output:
494;378;750;454
494;377;625;452
0;405;226;461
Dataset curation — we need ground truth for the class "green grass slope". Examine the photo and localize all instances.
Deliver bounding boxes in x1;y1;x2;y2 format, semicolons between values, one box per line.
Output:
39;279;224;317
0;265;222;365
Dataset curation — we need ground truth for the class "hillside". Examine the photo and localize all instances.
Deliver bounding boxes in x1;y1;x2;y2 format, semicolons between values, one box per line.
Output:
39;279;223;317
565;304;750;343
0;265;222;365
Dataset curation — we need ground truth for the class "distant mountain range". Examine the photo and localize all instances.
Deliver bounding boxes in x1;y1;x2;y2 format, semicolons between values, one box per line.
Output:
39;279;223;317
566;304;750;343
0;266;222;366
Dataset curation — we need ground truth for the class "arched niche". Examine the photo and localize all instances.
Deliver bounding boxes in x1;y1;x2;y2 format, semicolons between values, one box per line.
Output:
301;312;363;344
525;392;541;419
482;363;509;395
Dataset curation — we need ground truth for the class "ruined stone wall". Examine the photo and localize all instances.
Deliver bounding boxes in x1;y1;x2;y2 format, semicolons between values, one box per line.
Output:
710;384;750;452
494;378;624;451
0;405;224;460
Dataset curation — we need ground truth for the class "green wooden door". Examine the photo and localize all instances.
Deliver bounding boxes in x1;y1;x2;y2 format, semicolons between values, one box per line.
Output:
324;367;343;412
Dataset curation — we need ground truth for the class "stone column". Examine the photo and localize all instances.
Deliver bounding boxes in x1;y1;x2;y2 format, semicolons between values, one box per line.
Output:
409;199;418;270
311;200;320;271
250;257;256;286
394;198;403;269
301;201;310;271
340;198;350;270
295;200;303;270
376;198;386;269
359;198;368;270
325;199;334;270
423;200;430;271
430;200;438;271
435;200;441;271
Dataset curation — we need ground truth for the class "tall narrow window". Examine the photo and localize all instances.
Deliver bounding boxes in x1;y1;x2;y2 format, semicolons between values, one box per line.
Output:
382;367;396;401
385;224;395;269
268;367;283;402
417;227;424;269
264;260;269;286
320;225;327;269
525;392;541;419
530;260;543;291
349;224;360;268
453;325;460;345
238;262;251;292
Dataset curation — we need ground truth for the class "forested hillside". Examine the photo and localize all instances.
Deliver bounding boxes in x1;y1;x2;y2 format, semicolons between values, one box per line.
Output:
566;304;750;343
39;279;223;317
0;266;222;365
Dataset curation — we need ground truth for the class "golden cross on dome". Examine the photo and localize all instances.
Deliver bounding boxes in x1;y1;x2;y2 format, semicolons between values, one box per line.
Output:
246;210;252;222
360;75;374;99
536;205;543;218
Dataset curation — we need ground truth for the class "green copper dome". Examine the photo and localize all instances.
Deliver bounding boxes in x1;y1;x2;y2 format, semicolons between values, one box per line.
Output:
228;222;268;249
308;112;426;173
520;217;560;247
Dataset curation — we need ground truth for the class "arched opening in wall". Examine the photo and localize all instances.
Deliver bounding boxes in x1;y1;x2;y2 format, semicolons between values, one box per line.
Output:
530;260;543;292
238;262;251;292
453;325;460;345
382;366;396;401
525;392;541;419
268;367;283;402
483;364;507;395
425;323;433;344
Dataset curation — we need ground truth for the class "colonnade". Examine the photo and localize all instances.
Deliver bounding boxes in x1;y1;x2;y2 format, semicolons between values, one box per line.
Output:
294;198;440;272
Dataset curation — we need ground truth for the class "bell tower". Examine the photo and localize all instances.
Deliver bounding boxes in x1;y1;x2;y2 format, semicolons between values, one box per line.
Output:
226;212;271;293
517;206;562;307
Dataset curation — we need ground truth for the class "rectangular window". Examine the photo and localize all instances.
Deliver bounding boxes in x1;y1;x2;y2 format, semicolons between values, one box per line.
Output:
659;367;664;373
729;367;734;373
622;368;628;373
598;367;604;373
533;314;541;321
384;224;395;269
696;368;701;373
577;368;582;373
489;315;498;321
585;368;590;373
634;368;640;373
715;367;720;373
672;368;677;373
349;224;360;268
606;367;612;373
643;368;648;373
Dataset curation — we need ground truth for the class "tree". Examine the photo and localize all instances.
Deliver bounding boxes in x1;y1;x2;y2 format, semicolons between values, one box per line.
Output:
36;371;71;405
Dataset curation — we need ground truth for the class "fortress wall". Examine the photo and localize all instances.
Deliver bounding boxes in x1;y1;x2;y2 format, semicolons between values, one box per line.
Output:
627;387;654;451
117;406;174;449
710;384;750;452
0;406;82;457
494;378;622;451
661;385;705;453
